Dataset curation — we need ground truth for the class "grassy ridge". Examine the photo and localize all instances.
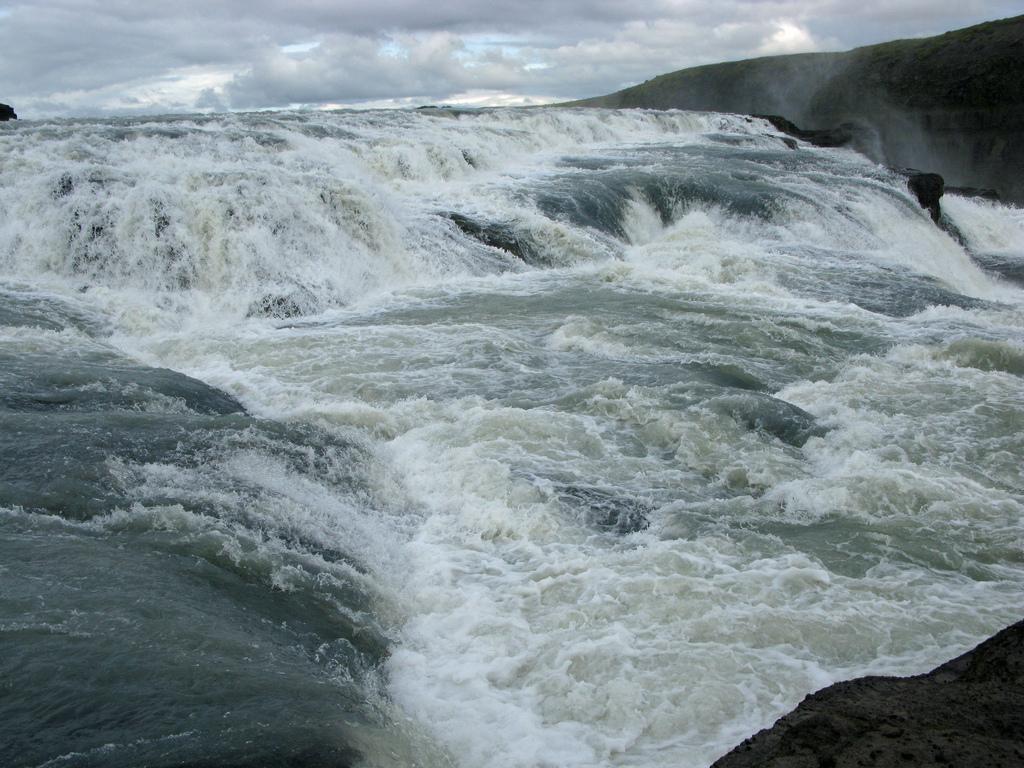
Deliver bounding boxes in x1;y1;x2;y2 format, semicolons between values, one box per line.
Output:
572;16;1024;114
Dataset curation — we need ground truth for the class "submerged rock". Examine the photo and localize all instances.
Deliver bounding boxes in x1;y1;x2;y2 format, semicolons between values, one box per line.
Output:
712;619;1024;768
53;173;75;198
710;393;826;448
0;103;16;121
556;484;650;534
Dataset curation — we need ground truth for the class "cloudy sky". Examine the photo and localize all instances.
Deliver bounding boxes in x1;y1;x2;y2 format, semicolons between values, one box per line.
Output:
0;1;1019;117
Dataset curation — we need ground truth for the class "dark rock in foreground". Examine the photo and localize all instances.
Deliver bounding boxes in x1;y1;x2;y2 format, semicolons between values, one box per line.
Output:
0;103;16;121
712;619;1024;768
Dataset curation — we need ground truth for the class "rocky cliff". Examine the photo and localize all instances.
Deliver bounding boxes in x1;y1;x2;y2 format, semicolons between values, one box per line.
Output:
570;16;1024;203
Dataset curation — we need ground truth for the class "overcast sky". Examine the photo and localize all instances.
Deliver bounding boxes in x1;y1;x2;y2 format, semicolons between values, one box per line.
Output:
0;1;1019;117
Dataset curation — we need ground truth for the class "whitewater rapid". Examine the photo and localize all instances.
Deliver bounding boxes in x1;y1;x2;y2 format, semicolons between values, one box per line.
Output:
1;108;1022;768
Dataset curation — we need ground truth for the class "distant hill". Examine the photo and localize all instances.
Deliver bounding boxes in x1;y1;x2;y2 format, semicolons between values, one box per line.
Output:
568;16;1024;203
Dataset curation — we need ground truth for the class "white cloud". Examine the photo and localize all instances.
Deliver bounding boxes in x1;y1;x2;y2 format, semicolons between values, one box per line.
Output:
0;1;1019;116
757;20;822;55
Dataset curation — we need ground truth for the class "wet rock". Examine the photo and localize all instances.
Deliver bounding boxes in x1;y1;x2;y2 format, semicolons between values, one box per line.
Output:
444;212;544;265
0;103;16;121
907;172;945;223
755;115;862;149
712;618;1024;768
946;186;1001;201
246;287;320;319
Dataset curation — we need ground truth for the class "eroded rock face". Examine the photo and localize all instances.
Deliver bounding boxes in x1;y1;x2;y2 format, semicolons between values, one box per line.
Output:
0;103;16;121
756;115;863;149
907;172;945;223
712;619;1024;768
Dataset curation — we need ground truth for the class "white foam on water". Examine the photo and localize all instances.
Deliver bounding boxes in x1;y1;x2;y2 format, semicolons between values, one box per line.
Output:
845;198;1001;299
943;194;1024;255
145;297;1022;767
777;338;1024;519
102;304;1024;768
381;385;1022;768
619;205;785;296
0;109;759;323
4;108;1024;768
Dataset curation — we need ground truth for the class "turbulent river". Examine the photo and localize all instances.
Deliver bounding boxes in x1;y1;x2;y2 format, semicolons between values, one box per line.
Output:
1;108;1022;768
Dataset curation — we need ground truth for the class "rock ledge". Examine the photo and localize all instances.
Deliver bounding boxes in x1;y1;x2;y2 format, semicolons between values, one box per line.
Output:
712;619;1024;768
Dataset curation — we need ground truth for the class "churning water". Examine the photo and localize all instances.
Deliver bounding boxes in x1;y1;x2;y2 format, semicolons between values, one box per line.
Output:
1;108;1022;768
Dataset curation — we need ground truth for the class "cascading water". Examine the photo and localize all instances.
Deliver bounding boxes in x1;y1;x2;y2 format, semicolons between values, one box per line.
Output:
1;108;1022;768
